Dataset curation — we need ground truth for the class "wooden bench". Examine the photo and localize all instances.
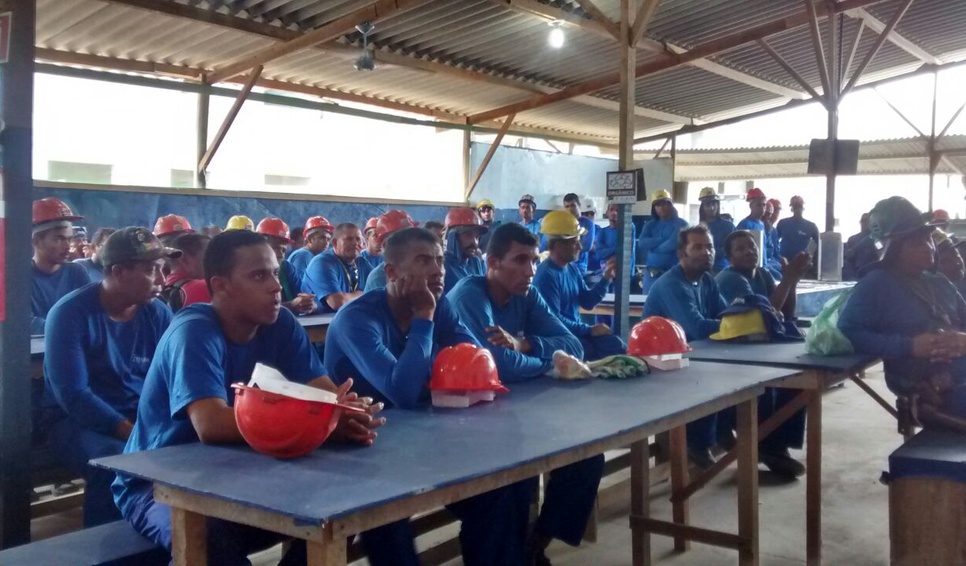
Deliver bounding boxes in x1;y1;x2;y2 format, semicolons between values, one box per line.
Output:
888;428;966;565
0;520;168;566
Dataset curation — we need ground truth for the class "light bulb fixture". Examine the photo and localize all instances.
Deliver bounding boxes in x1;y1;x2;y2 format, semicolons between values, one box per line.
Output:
548;20;565;49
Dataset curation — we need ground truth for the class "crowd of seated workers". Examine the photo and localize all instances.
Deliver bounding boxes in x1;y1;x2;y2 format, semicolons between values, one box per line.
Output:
29;186;936;565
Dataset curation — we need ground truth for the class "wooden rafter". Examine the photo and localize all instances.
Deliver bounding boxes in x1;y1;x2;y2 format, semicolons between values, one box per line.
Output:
465;114;516;199
756;38;826;105
630;0;661;48
571;0;621;41
803;0;832;101
844;7;942;65
841;0;916;96
198;65;263;173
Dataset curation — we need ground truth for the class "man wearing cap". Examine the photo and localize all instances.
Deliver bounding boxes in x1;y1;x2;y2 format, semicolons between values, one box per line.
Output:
560;193;598;276
70;227;89;261
698;187;735;274
288;216;334;273
642;225;728;468
225;214;254;232
153;214;193;247
363;211;420;292
518;194;541;236
443;207;488;294
359;217;384;273
777;196;820;265
637;190;689;292
764;198;785;278
161;233;212;313
477;199;501;252
74;227;117;283
448;223;603;566
843;213;878;281
112;229;391;565
44;227;178;526
304;223;367;312
580;198;601;276
535;211;626;361
32;198;93;334
737;188;782;280
255;217;316;315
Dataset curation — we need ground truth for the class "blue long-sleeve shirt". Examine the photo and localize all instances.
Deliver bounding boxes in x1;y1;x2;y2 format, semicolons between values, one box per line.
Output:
736;217;782;280
444;229;487;294
838;267;966;395
533;260;609;337
706;217;735;273
279;260;308;303
304;252;364;312
364;262;387;292
642;264;728;341
596;223;637;270
73;257;105;283
637;212;688;271
32;261;93;334
736;216;765;232
519;219;541;237
287;247;316;273
715;266;776;304
447;276;583;381
574;216;596;274
44;283;172;435
777;216;820;261
324;291;479;409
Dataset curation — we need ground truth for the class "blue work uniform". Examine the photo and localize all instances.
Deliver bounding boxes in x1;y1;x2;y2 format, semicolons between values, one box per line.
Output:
359;249;384;272
32;261;91;334
287;247;316;273
364;262;388;292
579;217;598;275
444;229;487;294
777;216;820;261
637;208;688;292
324;290;533;564
519;219;541;237
533;260;626;361
479;220;501;254
44;283;172;527
843;232;878;281
112;305;416;566
706;217;736;274
714;267;806;455
596;222;637;273
447;276;603;549
643;264;728;451
74;257;105;282
278;259;308;305
304;252;364;313
737;216;783;280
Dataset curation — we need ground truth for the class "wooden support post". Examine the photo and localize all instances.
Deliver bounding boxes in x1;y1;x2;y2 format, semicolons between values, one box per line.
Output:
823;9;841;233
804;0;832;99
736;398;760;566
196;82;210;188
462;128;472;190
198;65;262;174
171;507;208;566
464;114;515;200
613;0;637;340
669;426;691;552
307;537;347;566
631;0;662;47
841;0;916;96
630;439;650;566
806;388;823;566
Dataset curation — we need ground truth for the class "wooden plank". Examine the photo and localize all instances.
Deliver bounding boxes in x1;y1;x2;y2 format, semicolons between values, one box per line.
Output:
170;507;207;566
756;38;826;104
464;113;515;200
803;0;832;101
572;0;621;41
630;0;661;48
307;537;346;566
629;439;650;566
806;389;823;566
197;65;262;173
848;374;899;418
736;398;759;566
631;517;744;549
668;426;690;552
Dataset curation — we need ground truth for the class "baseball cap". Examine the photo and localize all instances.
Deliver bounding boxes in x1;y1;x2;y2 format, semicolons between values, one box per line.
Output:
518;194;536;207
99;226;182;267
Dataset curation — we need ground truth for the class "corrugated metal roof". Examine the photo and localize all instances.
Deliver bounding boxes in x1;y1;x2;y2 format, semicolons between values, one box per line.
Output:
34;0;966;145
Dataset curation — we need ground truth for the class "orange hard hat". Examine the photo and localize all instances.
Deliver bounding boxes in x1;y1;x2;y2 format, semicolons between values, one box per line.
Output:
746;188;767;201
364;217;379;235
232;384;361;459
628;317;692;357
430;343;508;393
376;210;419;244
256;217;292;243
933;209;950;223
303;216;334;239
32;198;84;226
445;207;486;231
153;214;194;238
790;195;805;207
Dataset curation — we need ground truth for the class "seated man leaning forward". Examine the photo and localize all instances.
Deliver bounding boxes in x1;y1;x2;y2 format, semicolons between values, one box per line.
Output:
111;229;411;566
325;227;534;564
447;222;604;566
45;227;178;527
304;222;366;313
533;210;626;361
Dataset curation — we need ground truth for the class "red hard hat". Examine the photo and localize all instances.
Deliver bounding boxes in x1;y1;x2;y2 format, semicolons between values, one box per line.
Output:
376;210;419;244
303;216;334;239
746;188;767;201
430;343;509;393
256;217;292;243
767;198;782;209
364;217;379;234
32;198;84;226
445;207;486;231
153;214;194;238
232;384;359;459
933;209;950;223
790;195;805;207
628;317;692;357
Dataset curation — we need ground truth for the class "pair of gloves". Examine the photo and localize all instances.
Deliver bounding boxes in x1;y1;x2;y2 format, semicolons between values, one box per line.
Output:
550;351;649;380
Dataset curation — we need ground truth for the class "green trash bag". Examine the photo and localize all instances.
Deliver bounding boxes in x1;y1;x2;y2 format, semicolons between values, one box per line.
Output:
805;289;855;356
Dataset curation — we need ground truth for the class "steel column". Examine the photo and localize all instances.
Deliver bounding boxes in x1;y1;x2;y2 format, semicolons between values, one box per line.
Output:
613;0;637;339
196;82;210;188
824;9;841;233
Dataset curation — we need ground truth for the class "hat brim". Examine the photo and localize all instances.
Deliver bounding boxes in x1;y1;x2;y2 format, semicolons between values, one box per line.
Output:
455;224;488;234
883;221;941;241
32;220;75;235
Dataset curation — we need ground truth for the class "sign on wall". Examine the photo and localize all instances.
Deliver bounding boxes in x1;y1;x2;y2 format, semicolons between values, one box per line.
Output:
606;169;645;205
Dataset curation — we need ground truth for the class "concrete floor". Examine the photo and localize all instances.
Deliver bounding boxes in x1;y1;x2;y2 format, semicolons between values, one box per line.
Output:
33;364;901;565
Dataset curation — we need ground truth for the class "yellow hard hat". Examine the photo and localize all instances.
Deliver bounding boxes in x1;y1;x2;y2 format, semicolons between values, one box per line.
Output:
540;210;585;238
476;199;495;210
652;189;672;202
710;310;768;341
226;215;254;231
698;187;719;201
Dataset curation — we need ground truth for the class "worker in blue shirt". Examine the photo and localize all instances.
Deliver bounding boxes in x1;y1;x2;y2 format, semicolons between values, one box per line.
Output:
715;230;811;478
934;231;966;299
45;227;178;527
698;187;735;274
777;195;820;264
288;216;333;273
561;193;596;275
596;203;637;277
304;223;367;312
517;193;541;236
112;229;399;566
443;207;487;293
359;217;384;272
534;210;626;361
73;227;117;283
843;213;878;281
447;223;603;566
363;210;420;292
642;226;728;469
580;199;600;276
637;189;689;292
325;228;534;564
256;217;316;315
737;188;782;280
764;199;785;279
31;198;93;334
477;199;501;253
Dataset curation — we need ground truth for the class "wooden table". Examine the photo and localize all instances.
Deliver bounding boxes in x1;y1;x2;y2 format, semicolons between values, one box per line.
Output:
581;293;646;316
94;362;800;566
297;313;335;343
687;340;881;566
30;336;44;378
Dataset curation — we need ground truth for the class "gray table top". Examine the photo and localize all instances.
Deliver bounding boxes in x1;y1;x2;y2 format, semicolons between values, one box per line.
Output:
93;361;796;527
688;339;878;373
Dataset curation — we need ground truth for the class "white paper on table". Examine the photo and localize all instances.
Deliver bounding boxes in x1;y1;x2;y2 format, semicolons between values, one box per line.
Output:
248;363;338;404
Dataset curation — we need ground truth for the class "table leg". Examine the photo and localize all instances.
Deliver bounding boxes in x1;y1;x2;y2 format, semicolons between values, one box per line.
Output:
307;539;347;566
171;507;207;566
669;426;690;552
736;398;759;566
630;438;650;566
806;389;823;566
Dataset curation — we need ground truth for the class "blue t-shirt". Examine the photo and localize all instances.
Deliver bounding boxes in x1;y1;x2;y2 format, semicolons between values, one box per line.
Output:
533;260;609;337
777;216;820;260
359;250;384;273
304;252;364;312
44;283;173;435
112;304;325;514
32;261;93;334
519;219;541;237
279;260;308;304
447;276;583;380
642;264;728;341
715;266;776;305
324;290;479;409
595;223;637;270
364;262;388;292
73;257;105;283
287;248;316;274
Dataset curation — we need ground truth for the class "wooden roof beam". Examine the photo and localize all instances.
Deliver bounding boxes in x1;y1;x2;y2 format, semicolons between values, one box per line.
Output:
571;0;621;41
844;7;943;65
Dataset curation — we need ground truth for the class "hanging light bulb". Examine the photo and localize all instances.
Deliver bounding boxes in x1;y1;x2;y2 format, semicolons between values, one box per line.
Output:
548;21;565;49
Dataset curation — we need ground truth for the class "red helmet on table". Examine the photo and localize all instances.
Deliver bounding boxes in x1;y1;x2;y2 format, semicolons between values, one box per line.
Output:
628;317;691;357
430;343;508;393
